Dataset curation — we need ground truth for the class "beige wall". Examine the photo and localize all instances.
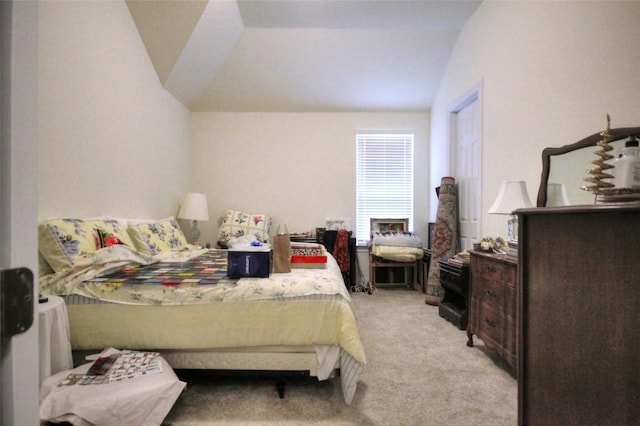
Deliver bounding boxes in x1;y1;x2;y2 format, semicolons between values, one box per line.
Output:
430;1;640;238
38;0;640;248
189;112;430;246
38;0;191;221
37;1;430;250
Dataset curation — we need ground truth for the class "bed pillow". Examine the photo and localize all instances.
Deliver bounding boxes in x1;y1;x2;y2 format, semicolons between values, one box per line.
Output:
88;218;135;248
217;209;272;248
38;218;134;273
38;253;55;277
127;217;188;255
95;228;128;248
90;216;129;228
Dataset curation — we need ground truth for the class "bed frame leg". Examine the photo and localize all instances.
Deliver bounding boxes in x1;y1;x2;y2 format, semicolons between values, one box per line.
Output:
276;380;286;398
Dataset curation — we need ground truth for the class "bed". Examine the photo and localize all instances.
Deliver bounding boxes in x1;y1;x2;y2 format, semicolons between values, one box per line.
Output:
38;214;366;404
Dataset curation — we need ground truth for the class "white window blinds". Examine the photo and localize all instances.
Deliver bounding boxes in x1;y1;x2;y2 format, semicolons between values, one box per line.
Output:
356;132;414;245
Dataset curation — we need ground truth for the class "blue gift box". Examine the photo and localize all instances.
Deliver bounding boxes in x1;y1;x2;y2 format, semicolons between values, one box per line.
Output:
227;249;273;278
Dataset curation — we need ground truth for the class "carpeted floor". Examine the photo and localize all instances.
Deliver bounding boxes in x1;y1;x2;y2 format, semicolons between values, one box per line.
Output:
162;288;517;425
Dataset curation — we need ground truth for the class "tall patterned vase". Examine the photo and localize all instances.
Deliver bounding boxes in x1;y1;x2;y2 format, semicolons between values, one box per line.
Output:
425;176;459;305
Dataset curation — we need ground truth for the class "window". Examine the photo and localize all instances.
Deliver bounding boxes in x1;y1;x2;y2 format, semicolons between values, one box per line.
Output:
356;132;414;245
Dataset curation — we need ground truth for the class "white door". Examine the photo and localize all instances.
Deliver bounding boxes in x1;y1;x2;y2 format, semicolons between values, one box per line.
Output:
1;2;40;424
451;91;481;251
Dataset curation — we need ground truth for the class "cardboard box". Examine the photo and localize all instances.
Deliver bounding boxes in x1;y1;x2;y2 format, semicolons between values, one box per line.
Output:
227;249;273;278
291;247;325;257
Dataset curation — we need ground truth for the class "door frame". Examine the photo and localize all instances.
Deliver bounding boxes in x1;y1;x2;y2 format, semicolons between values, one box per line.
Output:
448;81;482;249
1;1;40;424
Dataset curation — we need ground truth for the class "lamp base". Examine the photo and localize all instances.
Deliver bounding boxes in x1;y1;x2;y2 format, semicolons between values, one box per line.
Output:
506;215;519;257
188;220;201;245
506;214;518;245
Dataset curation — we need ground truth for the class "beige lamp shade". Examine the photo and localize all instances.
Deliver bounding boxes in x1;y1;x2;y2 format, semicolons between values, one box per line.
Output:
177;193;209;221
546;183;570;207
488;181;533;215
488;181;533;245
177;192;209;244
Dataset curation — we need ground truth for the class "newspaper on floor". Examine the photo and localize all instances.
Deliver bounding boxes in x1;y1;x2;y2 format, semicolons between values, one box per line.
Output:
58;350;162;386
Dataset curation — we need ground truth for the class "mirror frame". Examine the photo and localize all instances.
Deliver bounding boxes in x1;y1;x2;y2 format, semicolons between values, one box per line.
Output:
537;126;640;207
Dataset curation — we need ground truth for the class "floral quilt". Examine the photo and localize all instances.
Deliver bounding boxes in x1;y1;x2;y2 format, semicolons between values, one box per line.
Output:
40;246;352;306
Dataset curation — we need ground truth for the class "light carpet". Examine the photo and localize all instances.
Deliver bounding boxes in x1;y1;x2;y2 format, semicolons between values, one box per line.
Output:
162;288;517;425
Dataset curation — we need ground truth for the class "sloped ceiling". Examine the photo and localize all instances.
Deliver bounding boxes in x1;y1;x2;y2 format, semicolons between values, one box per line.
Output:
126;0;481;112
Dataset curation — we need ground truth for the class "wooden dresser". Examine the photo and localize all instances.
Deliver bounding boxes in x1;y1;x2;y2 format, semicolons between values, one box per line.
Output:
517;203;640;425
467;250;518;372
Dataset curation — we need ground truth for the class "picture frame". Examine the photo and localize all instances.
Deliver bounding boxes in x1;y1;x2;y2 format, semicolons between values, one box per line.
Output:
369;218;409;234
326;217;351;231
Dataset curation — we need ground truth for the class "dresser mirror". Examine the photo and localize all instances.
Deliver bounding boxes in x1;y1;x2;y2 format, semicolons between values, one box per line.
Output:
536;127;640;207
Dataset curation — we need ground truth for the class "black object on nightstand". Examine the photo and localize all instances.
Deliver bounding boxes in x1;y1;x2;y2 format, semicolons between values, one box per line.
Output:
437;260;470;330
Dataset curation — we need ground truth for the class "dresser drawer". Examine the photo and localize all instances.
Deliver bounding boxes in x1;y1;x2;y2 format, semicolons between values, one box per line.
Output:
473;277;506;310
438;260;469;293
471;301;504;349
475;258;516;285
440;268;467;292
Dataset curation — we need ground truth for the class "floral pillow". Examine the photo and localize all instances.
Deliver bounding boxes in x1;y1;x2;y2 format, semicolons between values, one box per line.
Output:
217;209;272;248
39;253;55;277
127;217;188;255
95;227;128;248
38;218;134;273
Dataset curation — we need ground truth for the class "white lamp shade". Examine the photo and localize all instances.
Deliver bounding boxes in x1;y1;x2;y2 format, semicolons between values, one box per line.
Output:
177;193;209;221
546;183;570;207
488;181;533;214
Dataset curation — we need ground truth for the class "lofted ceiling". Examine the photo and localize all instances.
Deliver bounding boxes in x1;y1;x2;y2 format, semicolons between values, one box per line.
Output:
126;0;481;113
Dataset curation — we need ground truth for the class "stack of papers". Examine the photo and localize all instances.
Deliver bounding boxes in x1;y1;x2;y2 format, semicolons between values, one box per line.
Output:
59;350;162;386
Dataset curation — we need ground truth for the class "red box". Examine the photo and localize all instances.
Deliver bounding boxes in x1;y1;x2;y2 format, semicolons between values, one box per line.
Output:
291;255;327;268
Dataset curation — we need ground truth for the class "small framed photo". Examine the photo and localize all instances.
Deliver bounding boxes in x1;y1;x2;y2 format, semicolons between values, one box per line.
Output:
326;217;351;231
370;218;409;234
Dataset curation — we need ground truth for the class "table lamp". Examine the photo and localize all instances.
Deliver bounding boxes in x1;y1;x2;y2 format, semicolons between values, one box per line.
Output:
177;192;209;244
488;181;533;245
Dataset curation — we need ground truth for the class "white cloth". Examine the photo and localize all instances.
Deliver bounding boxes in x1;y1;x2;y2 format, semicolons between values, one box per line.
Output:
371;232;423;248
315;345;341;380
40;349;186;426
38;296;73;384
370;245;424;262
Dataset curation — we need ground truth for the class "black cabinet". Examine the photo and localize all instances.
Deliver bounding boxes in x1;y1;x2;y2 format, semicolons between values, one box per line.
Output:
438;260;469;330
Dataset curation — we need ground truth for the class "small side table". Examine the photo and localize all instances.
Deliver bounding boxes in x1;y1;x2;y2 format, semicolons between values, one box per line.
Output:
438;260;470;330
38;295;73;384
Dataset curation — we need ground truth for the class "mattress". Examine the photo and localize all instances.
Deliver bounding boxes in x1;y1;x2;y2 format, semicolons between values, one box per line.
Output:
63;295;363;361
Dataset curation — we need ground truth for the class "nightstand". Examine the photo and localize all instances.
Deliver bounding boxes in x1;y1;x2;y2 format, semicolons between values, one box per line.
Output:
437;260;470;329
38;295;74;384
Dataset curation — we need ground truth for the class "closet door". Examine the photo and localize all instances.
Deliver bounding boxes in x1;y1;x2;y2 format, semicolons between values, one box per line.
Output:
452;91;481;251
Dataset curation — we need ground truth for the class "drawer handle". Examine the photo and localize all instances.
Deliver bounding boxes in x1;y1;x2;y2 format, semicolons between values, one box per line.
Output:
484;318;496;328
485;289;497;298
484;265;496;273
